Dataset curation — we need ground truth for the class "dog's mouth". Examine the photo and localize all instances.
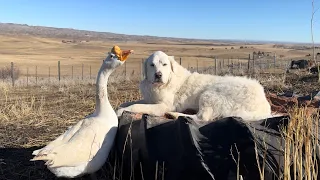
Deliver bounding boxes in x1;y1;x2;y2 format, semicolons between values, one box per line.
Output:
152;79;164;86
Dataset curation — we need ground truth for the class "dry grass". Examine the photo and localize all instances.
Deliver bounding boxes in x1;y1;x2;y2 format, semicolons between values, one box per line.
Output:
0;71;319;179
0;73;143;179
281;107;319;180
0;77;141;149
0;34;315;78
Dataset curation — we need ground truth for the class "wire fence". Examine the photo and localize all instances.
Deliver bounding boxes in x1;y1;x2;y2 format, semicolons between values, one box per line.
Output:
0;53;299;87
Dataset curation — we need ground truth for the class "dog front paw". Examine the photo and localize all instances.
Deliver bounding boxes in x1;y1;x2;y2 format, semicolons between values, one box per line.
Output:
116;107;130;117
164;112;180;120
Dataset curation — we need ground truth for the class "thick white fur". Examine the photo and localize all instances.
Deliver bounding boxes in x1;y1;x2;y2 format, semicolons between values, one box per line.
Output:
117;51;273;122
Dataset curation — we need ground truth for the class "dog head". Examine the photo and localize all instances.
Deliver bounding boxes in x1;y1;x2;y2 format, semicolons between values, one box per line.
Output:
142;51;179;86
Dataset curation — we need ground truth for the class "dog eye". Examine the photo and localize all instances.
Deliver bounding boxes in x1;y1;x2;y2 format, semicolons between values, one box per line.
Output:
163;63;167;66
150;63;155;67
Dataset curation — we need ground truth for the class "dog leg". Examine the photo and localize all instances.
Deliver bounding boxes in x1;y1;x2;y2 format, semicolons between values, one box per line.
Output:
117;103;172;117
165;112;200;121
118;100;146;108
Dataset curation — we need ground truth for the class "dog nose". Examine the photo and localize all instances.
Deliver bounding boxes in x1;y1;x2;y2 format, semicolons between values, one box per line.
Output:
155;72;162;79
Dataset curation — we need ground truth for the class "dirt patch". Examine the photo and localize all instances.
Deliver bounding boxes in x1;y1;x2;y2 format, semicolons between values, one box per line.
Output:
266;92;320;116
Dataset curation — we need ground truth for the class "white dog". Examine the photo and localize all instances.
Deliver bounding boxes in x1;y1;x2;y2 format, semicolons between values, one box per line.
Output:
116;51;273;122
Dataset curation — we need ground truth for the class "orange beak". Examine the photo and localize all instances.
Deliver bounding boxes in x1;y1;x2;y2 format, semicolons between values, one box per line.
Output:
111;45;134;61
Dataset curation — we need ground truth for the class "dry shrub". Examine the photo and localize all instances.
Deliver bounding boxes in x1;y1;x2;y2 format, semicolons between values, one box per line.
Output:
0;65;21;80
281;107;319;180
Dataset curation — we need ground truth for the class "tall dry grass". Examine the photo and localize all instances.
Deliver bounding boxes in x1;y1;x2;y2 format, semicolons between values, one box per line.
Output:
281;107;319;180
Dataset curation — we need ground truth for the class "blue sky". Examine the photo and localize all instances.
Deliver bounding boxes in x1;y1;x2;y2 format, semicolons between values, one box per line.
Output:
0;0;319;43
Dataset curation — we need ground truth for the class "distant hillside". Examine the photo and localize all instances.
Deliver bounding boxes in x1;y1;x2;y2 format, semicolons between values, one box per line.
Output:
0;23;316;45
0;23;218;43
0;22;273;45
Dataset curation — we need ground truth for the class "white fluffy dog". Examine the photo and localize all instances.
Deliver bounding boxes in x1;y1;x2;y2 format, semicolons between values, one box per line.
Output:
116;51;273;122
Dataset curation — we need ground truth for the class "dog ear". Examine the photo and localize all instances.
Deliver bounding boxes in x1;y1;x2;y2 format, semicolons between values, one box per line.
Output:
168;56;179;73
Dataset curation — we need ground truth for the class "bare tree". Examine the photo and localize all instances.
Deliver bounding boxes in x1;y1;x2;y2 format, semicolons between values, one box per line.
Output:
311;0;319;81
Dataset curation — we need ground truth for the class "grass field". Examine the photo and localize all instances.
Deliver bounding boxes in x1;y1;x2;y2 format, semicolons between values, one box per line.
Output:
0;32;320;179
0;34;315;78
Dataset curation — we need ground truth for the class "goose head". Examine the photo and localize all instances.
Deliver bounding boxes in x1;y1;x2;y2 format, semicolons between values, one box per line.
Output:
102;46;134;70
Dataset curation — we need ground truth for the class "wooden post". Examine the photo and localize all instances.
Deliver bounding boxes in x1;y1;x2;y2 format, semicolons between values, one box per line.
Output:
11;62;14;87
231;62;234;75
49;66;51;80
274;53;276;73
252;54;255;74
90;65;92;79
179;57;182;65
259;58;262;70
214;57;217;75
58;61;61;82
36;66;38;85
141;59;144;80
27;67;29;87
196;59;199;72
72;66;74;79
82;64;84;80
247;54;250;74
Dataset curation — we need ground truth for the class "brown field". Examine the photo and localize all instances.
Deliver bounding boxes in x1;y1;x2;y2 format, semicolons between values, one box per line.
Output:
0;34;316;78
0;31;320;180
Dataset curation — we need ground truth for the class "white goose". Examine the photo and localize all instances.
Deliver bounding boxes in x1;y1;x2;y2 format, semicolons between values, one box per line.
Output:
31;46;134;179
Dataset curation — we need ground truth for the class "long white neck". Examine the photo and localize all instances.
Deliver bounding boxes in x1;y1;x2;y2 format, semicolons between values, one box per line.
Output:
94;65;115;117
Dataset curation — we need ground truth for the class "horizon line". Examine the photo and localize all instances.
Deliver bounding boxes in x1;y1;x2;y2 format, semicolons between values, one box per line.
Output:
1;22;319;45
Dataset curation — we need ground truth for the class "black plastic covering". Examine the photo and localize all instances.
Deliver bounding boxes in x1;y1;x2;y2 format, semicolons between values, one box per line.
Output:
115;111;320;180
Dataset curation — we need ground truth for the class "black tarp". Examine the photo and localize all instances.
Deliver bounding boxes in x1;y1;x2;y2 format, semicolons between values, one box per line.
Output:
115;111;320;180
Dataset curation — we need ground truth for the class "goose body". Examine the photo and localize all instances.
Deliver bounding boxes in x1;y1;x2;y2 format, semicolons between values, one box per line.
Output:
31;46;133;178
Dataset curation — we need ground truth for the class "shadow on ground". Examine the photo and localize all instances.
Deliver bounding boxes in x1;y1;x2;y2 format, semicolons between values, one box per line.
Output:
0;146;116;180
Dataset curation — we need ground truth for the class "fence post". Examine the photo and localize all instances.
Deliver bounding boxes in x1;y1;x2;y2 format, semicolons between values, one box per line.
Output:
58;61;61;83
214;57;217;75
196;59;199;72
90;65;92;79
27;67;29;87
238;57;241;72
11;62;14;87
274;53;276;73
247;54;250;74
222;59;225;69
252;54;255;74
72;66;73;79
49;66;51;82
82;64;84;80
141;59;144;80
232;62;234;75
36;66;38;85
180;57;182;65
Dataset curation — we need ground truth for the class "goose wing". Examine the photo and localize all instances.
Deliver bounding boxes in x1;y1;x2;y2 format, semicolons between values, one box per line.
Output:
32;117;113;167
32;119;85;156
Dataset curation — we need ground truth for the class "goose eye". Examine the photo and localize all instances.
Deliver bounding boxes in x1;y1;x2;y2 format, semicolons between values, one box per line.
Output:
163;63;167;66
150;63;155;67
